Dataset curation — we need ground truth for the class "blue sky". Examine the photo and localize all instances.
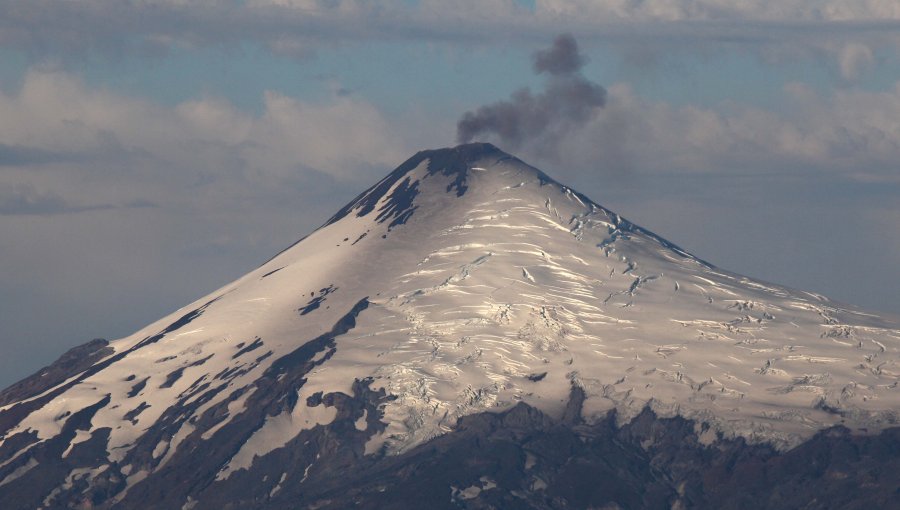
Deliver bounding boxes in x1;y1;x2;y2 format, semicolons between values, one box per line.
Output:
1;0;900;387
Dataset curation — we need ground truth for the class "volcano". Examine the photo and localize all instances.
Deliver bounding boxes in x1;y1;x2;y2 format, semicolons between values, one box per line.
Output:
2;143;899;509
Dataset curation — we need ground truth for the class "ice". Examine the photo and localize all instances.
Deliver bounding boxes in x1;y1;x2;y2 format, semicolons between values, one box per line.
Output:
1;144;899;497
0;458;38;488
61;429;93;459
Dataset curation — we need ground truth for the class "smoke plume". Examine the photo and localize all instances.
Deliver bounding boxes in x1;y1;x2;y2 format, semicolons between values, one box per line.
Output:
456;34;606;151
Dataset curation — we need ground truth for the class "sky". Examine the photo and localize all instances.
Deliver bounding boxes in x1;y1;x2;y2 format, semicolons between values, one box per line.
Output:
1;0;900;388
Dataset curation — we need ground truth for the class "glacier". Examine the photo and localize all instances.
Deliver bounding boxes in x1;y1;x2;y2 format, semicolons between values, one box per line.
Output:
1;143;898;508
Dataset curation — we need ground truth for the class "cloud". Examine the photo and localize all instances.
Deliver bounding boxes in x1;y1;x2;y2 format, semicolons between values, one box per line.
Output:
837;42;876;81
0;183;155;216
528;80;900;183
533;0;900;22
456;34;606;154
0;143;73;167
0;68;407;180
2;0;899;69
0;183;105;215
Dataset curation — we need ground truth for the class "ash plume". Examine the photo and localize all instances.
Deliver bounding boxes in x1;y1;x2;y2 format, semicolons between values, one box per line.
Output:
456;34;606;151
533;33;586;76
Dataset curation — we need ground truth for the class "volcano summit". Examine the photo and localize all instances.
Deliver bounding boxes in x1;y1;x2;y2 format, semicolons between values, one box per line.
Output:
2;144;899;509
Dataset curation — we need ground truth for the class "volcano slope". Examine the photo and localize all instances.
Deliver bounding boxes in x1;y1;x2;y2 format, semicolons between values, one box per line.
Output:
2;143;899;509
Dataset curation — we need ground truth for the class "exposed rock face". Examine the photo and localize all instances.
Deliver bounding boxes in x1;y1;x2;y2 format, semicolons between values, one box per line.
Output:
0;339;111;408
2;144;899;508
3;359;899;510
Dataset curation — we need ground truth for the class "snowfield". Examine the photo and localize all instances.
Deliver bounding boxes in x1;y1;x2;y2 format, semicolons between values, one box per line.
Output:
2;143;899;498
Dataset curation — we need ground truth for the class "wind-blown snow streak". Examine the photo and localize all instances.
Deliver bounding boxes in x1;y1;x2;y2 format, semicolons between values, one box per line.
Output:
1;144;899;495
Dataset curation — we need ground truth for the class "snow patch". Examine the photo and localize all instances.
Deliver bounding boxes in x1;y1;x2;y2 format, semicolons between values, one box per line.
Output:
217;401;336;480
0;458;38;487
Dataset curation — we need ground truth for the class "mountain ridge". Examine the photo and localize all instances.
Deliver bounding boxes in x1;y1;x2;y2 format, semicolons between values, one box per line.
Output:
1;143;899;509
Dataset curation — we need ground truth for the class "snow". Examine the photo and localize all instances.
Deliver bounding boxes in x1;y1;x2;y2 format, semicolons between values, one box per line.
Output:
112;468;148;503
61;429;93;458
451;476;497;502
199;386;256;440
2;144;899;492
0;458;38;488
217;400;337;480
355;409;368;431
157;422;195;468
269;472;288;497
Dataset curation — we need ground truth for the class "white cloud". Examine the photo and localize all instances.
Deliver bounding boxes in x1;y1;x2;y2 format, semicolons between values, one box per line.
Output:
837;42;876;81
507;80;900;183
534;0;900;22
2;0;899;65
0;68;407;191
249;0;900;22
6;64;898;223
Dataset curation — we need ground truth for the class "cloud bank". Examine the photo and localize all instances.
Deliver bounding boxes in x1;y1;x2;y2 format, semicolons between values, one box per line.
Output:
512;80;900;183
2;0;899;79
456;32;900;181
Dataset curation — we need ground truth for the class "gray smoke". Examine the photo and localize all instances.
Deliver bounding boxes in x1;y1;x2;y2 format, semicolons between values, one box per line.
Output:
532;33;586;75
456;34;606;150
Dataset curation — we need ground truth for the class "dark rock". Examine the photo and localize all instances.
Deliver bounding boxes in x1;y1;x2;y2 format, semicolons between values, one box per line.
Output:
0;338;111;407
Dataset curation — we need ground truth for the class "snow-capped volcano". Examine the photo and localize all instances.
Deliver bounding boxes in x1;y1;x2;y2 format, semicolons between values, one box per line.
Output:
2;143;899;509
